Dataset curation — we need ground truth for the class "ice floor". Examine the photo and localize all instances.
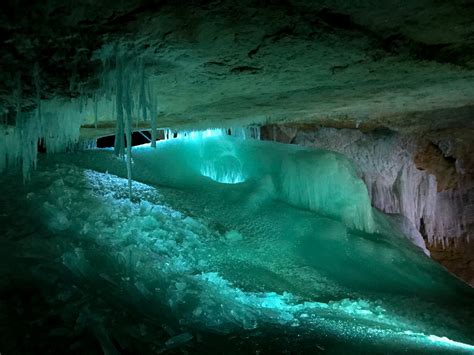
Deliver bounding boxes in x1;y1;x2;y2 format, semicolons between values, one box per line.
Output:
0;136;473;354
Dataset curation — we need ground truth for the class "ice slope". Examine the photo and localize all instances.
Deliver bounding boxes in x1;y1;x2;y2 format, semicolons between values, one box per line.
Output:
0;135;473;353
129;136;376;233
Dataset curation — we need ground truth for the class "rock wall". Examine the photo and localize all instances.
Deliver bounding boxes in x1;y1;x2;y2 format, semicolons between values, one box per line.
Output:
261;124;474;285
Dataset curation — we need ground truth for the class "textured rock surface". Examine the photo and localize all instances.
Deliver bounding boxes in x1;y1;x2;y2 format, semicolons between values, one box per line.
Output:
261;125;474;285
414;143;457;192
1;0;473;131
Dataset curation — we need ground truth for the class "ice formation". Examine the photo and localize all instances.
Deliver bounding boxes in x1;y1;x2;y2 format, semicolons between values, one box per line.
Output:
0;99;85;180
129;135;376;233
96;52;163;198
286;128;470;246
0;52;261;192
163;126;261;141
1;148;473;353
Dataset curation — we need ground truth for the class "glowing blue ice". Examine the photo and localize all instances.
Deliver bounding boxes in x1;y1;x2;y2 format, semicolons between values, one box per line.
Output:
11;133;472;353
133;135;375;232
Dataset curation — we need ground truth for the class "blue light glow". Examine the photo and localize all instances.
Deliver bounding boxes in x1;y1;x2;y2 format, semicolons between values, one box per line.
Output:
428;335;474;350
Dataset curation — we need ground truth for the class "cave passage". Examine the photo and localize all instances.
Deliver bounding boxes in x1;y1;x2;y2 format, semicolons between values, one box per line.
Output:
1;132;473;354
96;130;164;148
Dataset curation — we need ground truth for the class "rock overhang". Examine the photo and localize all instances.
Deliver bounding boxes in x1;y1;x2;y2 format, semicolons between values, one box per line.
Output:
0;0;473;131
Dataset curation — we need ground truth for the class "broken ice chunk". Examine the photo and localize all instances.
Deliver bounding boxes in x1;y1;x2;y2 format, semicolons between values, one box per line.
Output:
165;332;193;349
43;201;71;231
224;230;243;242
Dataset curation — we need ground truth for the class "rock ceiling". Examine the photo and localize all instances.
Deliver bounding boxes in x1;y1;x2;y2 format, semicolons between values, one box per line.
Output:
1;0;473;131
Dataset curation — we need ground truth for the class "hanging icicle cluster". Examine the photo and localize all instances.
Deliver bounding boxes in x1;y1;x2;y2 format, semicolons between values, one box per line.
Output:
0;68;85;181
162;125;261;141
97;50;160;199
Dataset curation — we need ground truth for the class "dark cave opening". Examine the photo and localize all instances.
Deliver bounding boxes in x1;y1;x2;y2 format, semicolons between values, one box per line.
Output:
96;130;165;148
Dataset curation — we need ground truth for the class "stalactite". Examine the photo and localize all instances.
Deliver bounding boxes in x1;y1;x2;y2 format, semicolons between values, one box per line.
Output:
93;93;99;129
33;62;42;125
14;73;37;182
147;81;158;148
102;57;112;102
122;66;133;200
139;60;147;122
114;53;125;157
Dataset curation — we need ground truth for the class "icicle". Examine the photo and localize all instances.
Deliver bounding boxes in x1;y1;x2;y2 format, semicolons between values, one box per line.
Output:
78;84;84;114
14;73;39;182
122;67;133;200
147;81;158;148
93;93;99;129
0;72;83;180
166;127;260;141
139;60;147;122
102;58;112;101
15;75;22;121
249;125;261;140
42;100;83;153
114;53;125;157
33;62;42;126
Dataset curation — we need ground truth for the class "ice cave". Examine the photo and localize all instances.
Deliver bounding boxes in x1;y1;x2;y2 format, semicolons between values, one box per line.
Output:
0;0;473;354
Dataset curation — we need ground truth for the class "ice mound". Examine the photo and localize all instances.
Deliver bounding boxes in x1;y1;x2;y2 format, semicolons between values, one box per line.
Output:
279;149;374;232
132;136;375;232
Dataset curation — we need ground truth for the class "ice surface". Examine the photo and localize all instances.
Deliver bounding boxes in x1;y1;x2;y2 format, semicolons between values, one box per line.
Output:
0;135;473;353
130;135;375;232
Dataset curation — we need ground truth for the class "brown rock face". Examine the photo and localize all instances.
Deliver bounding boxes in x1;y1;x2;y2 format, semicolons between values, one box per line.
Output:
429;240;474;287
414;143;457;192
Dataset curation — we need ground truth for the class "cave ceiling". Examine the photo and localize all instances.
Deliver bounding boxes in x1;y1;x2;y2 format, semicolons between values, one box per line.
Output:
1;0;474;131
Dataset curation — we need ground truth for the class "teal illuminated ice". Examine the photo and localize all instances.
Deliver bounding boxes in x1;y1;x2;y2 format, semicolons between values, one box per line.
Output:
1;131;473;353
133;134;375;232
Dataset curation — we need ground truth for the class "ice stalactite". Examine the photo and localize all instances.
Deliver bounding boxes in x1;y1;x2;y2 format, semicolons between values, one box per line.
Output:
95;51;163;198
13;73;39;181
114;53;125;158
139;59;159;148
123;62;134;201
0;70;84;181
0;125;21;174
41;101;84;154
164;128;227;140
231;125;261;140
93;93;99;129
162;126;261;141
139;61;147;123
33;62;42;125
280;150;375;233
19;113;40;181
111;53;134;200
146;69;158;148
148;82;158;148
271;127;471;247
